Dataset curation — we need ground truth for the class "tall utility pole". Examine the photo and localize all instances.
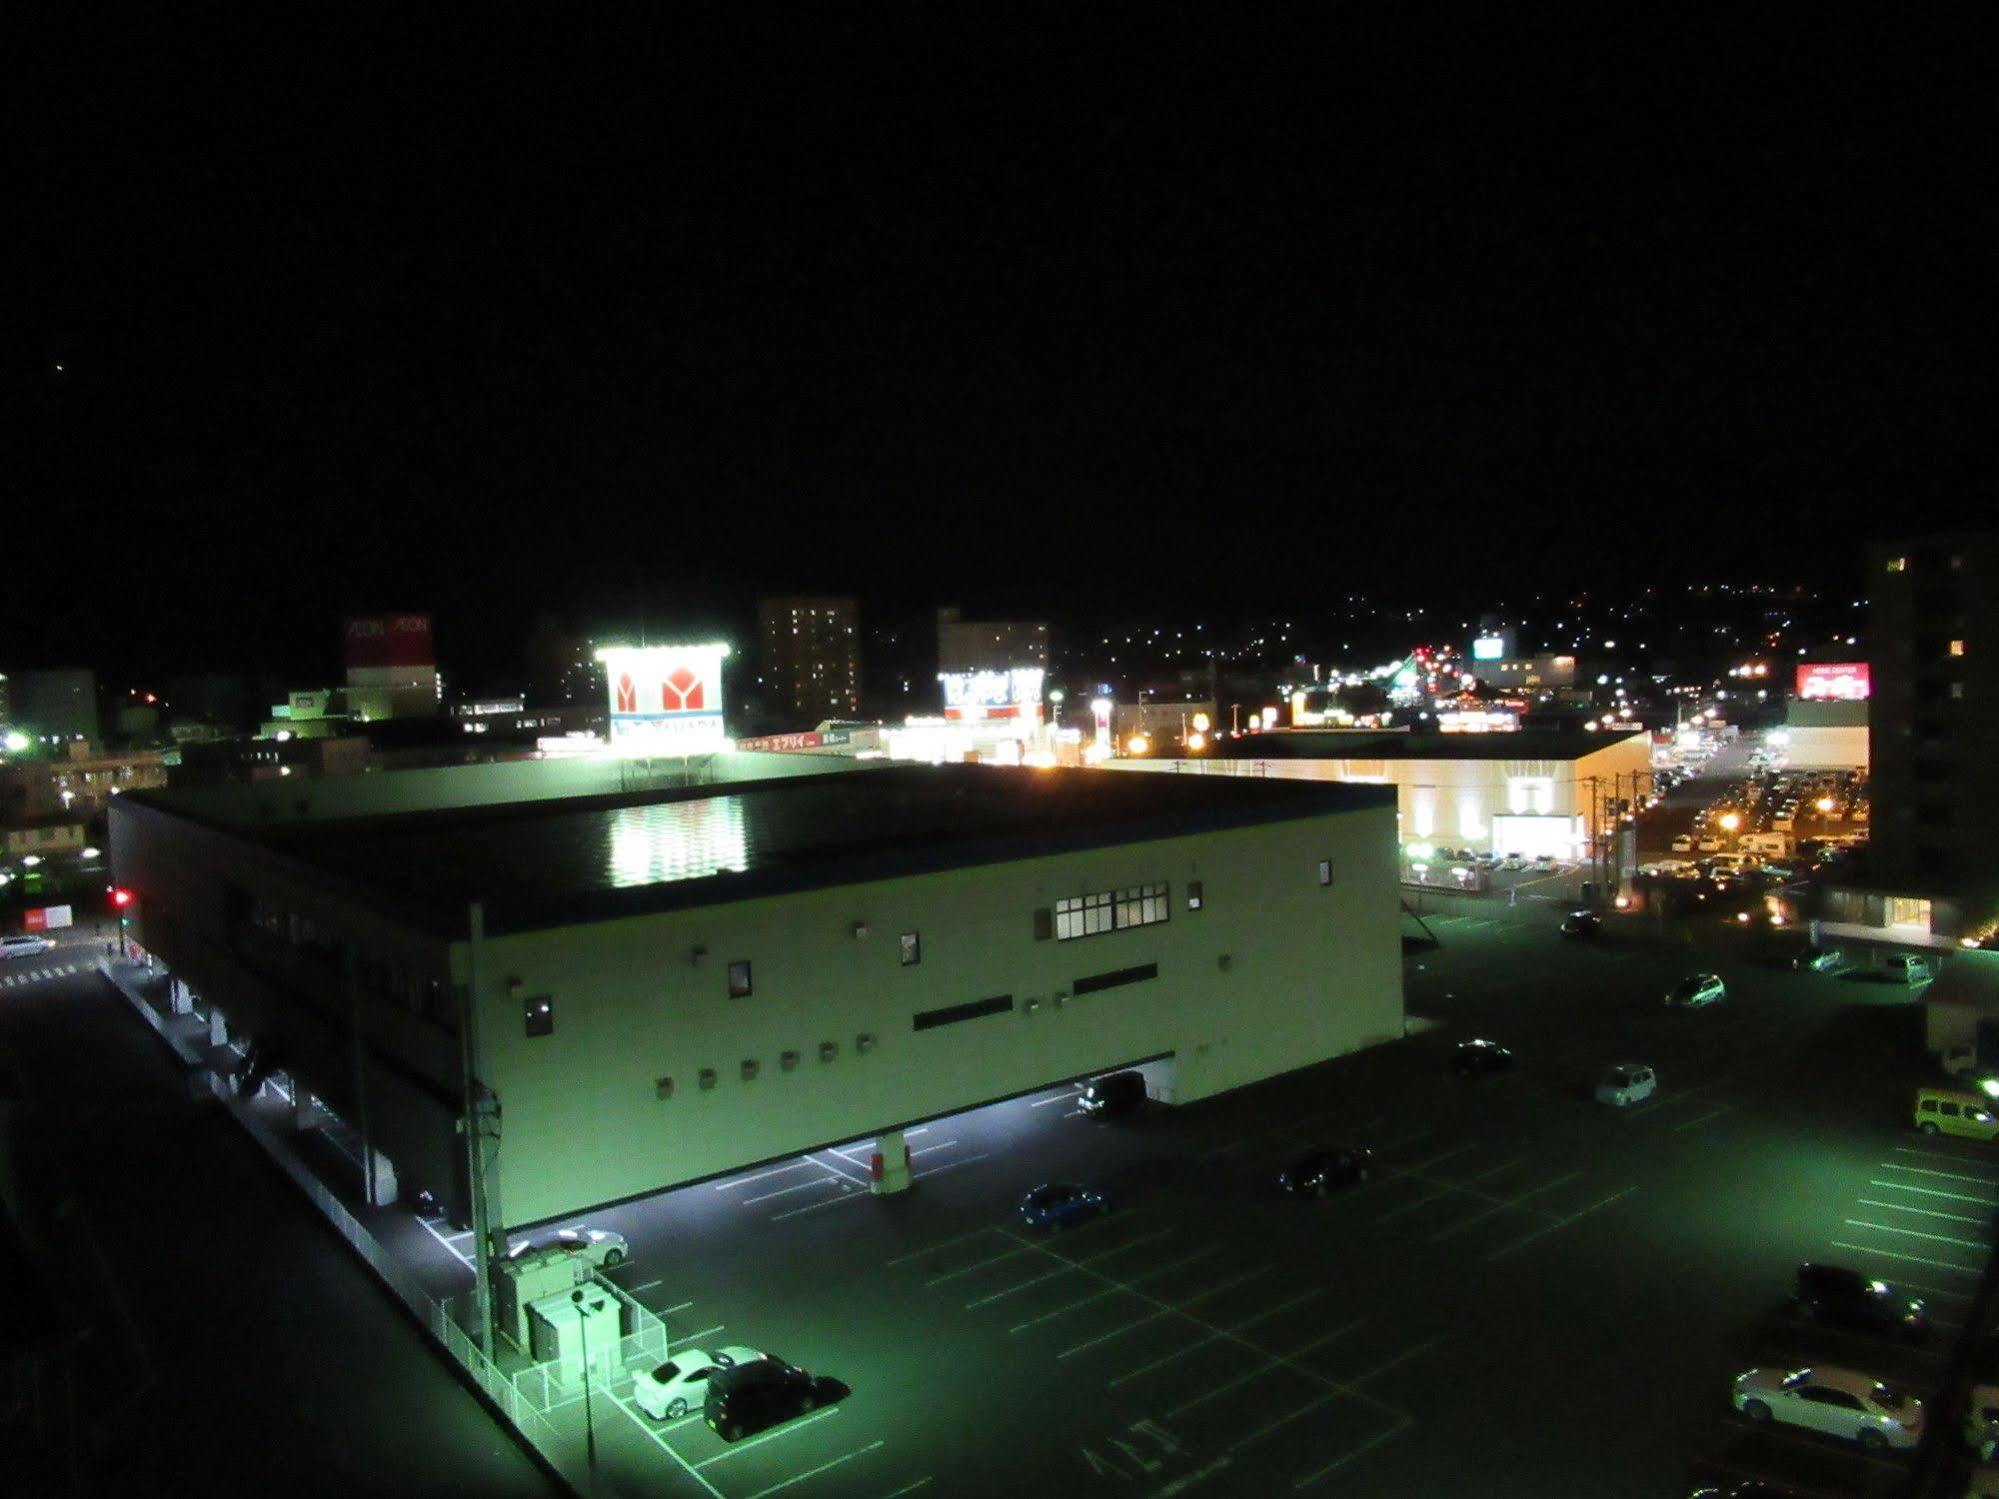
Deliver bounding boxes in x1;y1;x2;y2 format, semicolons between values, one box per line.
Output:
462;901;498;1356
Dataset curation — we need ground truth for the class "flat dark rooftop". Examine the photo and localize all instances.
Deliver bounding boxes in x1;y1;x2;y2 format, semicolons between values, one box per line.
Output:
246;763;1390;937
1206;729;1647;761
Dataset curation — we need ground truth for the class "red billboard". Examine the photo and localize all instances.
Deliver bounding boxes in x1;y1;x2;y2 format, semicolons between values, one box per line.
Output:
345;613;435;670
1796;662;1870;701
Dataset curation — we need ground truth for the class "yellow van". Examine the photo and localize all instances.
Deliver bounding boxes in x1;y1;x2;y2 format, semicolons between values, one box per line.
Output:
1914;1087;1999;1142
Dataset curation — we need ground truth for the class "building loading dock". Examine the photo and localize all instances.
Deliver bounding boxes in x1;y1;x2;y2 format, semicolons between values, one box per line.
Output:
109;754;1401;1242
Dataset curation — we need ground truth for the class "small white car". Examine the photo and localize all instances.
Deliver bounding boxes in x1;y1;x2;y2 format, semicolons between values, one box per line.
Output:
1670;836;1694;853
1595;1062;1656;1108
1731;1364;1924;1452
506;1226;629;1268
0;934;57;960
635;1349;724;1419
633;1345;768;1420
1667;973;1727;1008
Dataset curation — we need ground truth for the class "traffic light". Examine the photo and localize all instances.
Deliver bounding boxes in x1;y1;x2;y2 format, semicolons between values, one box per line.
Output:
109;887;134;910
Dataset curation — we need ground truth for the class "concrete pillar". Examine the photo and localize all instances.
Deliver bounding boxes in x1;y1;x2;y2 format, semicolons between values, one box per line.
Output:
207;1008;228;1048
365;1148;398;1209
168;978;194;1015
869;1129;912;1196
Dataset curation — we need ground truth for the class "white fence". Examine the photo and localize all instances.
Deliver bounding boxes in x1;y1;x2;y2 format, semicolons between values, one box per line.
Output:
100;958;592;1494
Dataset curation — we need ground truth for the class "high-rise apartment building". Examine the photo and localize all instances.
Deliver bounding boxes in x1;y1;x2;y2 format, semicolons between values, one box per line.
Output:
1821;533;1999;951
758;597;861;720
1867;535;1999;897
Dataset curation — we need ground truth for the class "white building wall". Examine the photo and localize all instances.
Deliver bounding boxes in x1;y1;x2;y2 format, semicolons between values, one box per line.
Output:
463;805;1401;1226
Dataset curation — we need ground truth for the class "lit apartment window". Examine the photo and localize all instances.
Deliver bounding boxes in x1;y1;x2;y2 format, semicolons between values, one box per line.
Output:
1950;640;1966;657
1886;557;1907;572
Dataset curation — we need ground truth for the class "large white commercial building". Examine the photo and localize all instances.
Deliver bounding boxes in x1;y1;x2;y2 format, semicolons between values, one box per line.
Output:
110;753;1402;1232
1106;728;1653;861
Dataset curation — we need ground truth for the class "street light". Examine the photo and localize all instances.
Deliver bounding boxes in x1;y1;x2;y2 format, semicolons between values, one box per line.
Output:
572;1288;598;1472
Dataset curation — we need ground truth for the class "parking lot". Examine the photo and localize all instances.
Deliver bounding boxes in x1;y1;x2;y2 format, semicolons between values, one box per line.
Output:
372;883;1993;1498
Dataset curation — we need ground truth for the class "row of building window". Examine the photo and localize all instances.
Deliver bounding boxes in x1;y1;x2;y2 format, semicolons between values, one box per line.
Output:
1054;882;1170;941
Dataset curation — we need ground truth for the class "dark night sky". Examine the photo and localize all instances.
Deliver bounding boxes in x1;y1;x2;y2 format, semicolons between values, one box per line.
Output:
10;8;1993;688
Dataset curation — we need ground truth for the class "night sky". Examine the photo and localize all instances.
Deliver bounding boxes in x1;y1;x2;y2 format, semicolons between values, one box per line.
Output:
12;9;1993;688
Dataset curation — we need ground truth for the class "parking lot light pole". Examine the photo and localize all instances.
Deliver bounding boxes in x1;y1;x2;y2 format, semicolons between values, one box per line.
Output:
572;1288;598;1474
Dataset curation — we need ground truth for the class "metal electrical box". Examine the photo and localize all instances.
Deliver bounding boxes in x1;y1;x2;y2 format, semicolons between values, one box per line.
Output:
495;1245;590;1350
527;1284;622;1377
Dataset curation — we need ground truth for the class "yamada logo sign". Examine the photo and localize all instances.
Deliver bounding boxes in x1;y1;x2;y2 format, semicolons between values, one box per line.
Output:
600;644;729;749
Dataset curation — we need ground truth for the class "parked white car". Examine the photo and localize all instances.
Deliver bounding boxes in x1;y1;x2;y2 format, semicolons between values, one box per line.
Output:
1882;954;1936;986
1731;1364;1924;1451
1667;973;1727;1008
635;1349;724;1419
0;934;57;960
633;1345;768;1419
1595;1062;1657;1108
506;1226;629;1268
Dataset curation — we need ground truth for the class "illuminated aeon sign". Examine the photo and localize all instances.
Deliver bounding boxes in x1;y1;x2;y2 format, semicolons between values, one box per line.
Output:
1472;636;1505;661
940;668;1045;721
344;613;435;669
599;644;729;750
1797;662;1870;701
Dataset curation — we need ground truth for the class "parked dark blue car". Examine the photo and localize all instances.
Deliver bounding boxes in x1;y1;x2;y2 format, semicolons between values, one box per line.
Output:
1019;1182;1108;1233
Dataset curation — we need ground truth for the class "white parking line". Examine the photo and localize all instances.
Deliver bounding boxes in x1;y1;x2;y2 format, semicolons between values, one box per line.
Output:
877;1480;934;1498
1107;1290;1325;1387
813;1151;874;1187
1868;1179;1997;1206
915;1153;993;1182
1290;1414;1415;1490
696;1407;841;1467
672;1323;726;1347
601;1384;726;1498
417;1213;474;1268
1856;1199;1987;1225
924;1246;1034;1287
1487;1188;1638;1261
770;1185;869;1222
1881;1163;1999;1186
1887;1279;1973;1301
743;1175;845;1207
717;1159;821;1191
659;1299;694;1315
909;1140;959;1158
1229;1390;1342;1454
743;1439;886;1499
633;1280;664;1295
1843;1219;1989;1249
888;1226;1003;1266
1429;1173;1584;1242
1892;1145;1999;1174
1673;1104;1736;1131
1010;1284;1124;1333
1377;1158;1528;1223
1030;1091;1079;1107
1830;1241;1983;1274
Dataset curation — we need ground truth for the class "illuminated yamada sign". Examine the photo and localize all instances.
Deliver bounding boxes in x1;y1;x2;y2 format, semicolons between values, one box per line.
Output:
596;643;730;751
939;667;1045;721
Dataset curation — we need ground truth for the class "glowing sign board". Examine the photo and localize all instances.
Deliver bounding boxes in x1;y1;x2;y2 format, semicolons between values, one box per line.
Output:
939;667;1045;722
1796;662;1870;701
1472;636;1505;661
596;644;730;751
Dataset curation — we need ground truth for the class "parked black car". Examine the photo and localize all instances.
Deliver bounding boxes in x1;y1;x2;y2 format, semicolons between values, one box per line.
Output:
1079;1070;1147;1117
1454;1038;1514;1075
1278;1147;1375;1197
704;1356;830;1442
1792;1262;1929;1340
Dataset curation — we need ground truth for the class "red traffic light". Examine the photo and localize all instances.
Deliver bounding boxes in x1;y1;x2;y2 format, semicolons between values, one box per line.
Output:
110;887;134;908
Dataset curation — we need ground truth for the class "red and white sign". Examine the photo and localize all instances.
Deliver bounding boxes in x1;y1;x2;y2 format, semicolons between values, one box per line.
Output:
598;644;729;751
23;905;73;931
345;613;435;670
940;668;1045;724
1796;662;1870;701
